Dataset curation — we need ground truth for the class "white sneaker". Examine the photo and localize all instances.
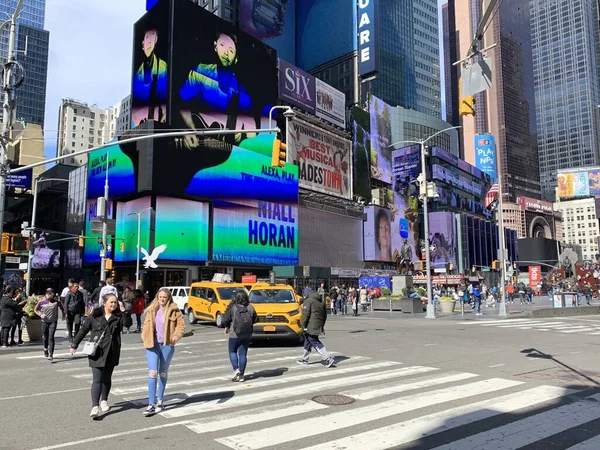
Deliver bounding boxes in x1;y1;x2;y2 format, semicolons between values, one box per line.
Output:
231;370;240;382
100;400;110;412
90;406;99;417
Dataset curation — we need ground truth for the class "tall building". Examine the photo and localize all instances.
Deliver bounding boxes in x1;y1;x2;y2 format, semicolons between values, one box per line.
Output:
555;197;599;261
531;0;600;200
56;96;131;166
0;0;49;126
453;0;540;201
188;0;235;22
442;1;459;126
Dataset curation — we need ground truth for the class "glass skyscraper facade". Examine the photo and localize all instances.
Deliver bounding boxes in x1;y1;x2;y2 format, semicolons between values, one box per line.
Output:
0;0;49;126
531;0;600;199
366;0;441;118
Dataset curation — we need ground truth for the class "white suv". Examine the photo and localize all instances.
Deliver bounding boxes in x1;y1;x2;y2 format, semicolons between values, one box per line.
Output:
165;286;190;313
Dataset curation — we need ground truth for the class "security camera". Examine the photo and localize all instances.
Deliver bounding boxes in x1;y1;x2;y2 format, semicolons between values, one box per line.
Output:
282;109;296;120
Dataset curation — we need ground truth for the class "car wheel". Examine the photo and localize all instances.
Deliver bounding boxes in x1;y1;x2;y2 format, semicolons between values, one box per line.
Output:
215;312;223;328
188;309;197;325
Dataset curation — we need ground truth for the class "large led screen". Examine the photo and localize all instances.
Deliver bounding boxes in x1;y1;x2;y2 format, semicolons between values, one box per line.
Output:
352;107;372;201
392;145;420;194
84;199;114;264
154;196;209;262
369;94;393;184
428;212;457;269
114;197;152;263
213;199;298;266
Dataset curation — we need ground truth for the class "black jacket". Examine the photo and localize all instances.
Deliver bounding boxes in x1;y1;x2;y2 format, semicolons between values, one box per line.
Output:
0;296;20;327
65;290;85;314
72;307;132;368
90;287;102;305
301;292;327;336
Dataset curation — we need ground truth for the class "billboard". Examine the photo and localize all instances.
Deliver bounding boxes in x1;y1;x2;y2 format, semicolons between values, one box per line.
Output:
84;199;114;263
557;168;600;199
517;196;553;214
239;0;297;63
213;199;298;265
363;205;392;262
288;118;352;199
279;59;316;113
315;79;346;128
114;197;152;263
369;94;393;184
474;134;497;182
30;232;63;269
357;0;379;77
392;145;420;192
7;166;32;190
428;212;457;270
352;107;372;200
528;265;542;287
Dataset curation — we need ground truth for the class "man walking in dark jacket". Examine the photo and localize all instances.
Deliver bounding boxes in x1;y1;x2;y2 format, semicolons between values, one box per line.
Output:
64;284;85;342
297;292;335;368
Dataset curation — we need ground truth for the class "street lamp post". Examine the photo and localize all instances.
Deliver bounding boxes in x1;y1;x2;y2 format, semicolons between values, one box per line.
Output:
389;126;462;319
128;207;153;289
25;177;69;296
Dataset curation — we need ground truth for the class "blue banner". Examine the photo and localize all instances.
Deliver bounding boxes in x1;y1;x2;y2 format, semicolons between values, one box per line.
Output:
474;134;497;182
358;276;391;290
7;167;32;190
357;0;379;77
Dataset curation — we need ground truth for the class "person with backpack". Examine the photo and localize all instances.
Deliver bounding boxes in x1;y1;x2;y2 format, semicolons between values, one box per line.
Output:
141;287;185;417
297;291;335;368
222;290;258;383
64;283;85;343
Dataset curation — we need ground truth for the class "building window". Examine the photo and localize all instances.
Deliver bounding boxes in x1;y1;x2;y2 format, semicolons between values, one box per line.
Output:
71;141;75;147
72;125;76;131
224;7;232;19
74;108;78;114
212;0;218;7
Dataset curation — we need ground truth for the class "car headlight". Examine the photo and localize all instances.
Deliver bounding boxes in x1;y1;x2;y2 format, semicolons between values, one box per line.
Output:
288;308;300;316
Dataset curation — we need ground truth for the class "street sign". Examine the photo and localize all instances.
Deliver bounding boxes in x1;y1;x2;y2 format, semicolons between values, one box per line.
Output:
482;268;491;272
461;57;492;97
5;256;19;264
91;219;116;235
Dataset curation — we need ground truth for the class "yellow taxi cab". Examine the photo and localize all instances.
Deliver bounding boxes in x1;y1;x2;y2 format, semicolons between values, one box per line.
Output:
248;283;303;341
187;281;247;328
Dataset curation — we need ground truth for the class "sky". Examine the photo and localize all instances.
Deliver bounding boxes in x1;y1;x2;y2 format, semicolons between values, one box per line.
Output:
42;0;146;159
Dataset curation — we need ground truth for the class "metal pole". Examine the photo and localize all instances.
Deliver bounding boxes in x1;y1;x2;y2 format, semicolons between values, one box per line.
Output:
0;0;24;239
25;177;68;295
100;151;109;281
421;143;435;319
136;212;141;288
497;158;508;318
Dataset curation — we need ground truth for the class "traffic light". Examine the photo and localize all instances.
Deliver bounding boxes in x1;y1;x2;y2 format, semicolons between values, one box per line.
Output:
471;265;476;273
11;236;29;252
413;261;424;271
492;260;500;270
105;258;113;270
459;95;476;116
271;138;287;167
78;235;84;247
1;234;9;253
119;241;125;252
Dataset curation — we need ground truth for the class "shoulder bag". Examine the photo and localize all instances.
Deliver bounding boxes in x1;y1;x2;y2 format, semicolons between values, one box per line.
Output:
82;325;108;356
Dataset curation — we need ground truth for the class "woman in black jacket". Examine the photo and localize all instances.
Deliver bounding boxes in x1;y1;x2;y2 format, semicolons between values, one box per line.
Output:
70;293;132;418
0;288;26;348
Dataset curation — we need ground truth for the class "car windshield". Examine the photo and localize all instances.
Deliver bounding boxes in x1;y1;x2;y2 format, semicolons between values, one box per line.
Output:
250;289;296;304
217;287;247;300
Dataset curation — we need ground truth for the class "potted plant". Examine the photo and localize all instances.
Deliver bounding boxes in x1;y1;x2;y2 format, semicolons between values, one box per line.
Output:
21;295;43;342
438;296;456;314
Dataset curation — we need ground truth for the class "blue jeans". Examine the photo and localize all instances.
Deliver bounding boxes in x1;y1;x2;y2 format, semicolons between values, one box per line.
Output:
474;297;481;313
229;337;250;374
146;343;175;405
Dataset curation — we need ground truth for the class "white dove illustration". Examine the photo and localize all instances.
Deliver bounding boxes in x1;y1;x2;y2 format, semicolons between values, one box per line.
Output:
140;244;167;269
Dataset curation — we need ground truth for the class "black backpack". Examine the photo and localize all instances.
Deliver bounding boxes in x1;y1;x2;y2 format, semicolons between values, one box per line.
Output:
232;304;254;335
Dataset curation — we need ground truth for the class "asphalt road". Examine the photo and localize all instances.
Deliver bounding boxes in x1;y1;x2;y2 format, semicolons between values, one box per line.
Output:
2;311;600;449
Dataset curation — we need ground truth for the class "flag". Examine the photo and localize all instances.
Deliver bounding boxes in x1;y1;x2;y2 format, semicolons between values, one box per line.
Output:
485;184;499;208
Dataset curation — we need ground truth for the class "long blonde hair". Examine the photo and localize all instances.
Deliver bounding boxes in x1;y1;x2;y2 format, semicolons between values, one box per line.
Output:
148;287;174;313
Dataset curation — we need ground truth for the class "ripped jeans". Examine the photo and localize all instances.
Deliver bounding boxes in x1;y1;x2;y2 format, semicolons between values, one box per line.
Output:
146;343;175;405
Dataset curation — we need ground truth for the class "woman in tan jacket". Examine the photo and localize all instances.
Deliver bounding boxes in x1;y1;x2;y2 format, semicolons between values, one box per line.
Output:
141;287;185;416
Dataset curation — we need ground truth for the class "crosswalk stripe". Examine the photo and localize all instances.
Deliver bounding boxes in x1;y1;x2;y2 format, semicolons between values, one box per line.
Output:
215;378;523;449
496;321;563;328
460;319;533;325
300;385;574;450
492;321;552;328
160;364;436;418
560;328;598;333
340;372;478;400
567;434;600;449
184;399;329;434
432;393;600;450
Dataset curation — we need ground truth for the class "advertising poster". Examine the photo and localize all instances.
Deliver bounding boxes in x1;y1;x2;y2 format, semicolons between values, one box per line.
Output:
363;205;392;262
213;199;298;266
528;265;542;287
278;59;316;114
352;107;372;201
432;164;459;188
7;166;32;190
428;212;457;269
239;0;296;63
131;0;170;128
390;191;419;265
573;172;590;197
315;79;346;128
114;197;152;263
392;145;420;189
474;134;497;182
369;94;393;184
557;173;574;199
288;118;351;199
589;170;600;196
30;232;62;269
154;196;209;262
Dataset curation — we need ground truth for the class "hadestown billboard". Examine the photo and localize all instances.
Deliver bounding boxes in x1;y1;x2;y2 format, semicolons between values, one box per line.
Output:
288;117;352;199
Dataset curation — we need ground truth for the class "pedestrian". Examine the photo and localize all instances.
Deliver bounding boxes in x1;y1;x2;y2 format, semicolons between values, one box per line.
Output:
35;288;66;360
0;288;26;348
98;278;118;306
90;281;105;307
121;286;135;334
70;293;132;418
329;287;339;315
141;288;185;416
64;283;85;343
222;290;257;383
297;291;335;368
132;289;145;333
60;278;75;303
9;289;26;345
473;284;482;316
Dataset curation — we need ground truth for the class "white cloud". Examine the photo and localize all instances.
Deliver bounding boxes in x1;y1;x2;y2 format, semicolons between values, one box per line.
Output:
43;0;145;158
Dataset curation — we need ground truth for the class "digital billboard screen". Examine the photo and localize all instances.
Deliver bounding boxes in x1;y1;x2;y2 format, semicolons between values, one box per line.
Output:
115;196;152;263
213;199;298;265
363;205;391;262
288;118;352;199
30;232;62;269
428;212;457;269
392;145;420;194
84;199;114;264
369;94;393;184
352;107;372;201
